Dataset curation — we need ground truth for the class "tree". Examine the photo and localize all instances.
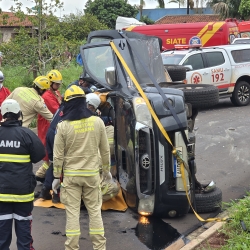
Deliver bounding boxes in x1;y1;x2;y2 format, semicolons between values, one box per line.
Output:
84;0;138;29
155;0;165;8
239;0;250;20
52;12;108;42
0;1;108;78
207;0;241;19
168;0;186;8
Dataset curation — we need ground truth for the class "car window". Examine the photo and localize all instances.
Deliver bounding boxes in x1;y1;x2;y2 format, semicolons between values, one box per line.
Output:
231;49;250;63
182;54;204;70
161;53;185;65
206;52;225;67
233;39;250;44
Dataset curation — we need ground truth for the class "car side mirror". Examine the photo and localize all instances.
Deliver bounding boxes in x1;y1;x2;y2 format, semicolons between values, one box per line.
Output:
105;66;116;86
184;65;193;71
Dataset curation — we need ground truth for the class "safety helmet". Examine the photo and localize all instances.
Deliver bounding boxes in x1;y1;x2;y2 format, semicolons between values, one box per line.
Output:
64;85;86;102
46;70;63;84
79;73;85;80
33;76;50;90
1;99;20;116
86;93;101;109
0;71;4;83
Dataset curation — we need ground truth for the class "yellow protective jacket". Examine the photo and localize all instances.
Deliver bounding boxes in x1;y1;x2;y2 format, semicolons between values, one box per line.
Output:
53;116;110;178
7;87;53;128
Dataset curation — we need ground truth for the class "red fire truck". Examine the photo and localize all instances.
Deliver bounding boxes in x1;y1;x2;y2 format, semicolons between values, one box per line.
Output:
238;21;250;38
126;19;239;50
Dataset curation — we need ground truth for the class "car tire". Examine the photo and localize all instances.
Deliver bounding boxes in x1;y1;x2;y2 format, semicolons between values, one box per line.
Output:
164;65;186;81
192;187;222;214
169;84;219;109
230;81;250;106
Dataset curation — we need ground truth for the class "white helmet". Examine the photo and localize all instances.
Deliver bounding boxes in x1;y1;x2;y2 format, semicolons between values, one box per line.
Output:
86;93;101;110
1;99;21;116
0;71;4;83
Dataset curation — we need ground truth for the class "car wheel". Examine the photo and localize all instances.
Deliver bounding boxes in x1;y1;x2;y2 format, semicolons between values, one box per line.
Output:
164;65;186;81
192;187;222;214
231;81;250;106
169;84;219;109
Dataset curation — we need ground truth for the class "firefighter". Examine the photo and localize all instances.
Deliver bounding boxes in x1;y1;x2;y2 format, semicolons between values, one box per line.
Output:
0;70;11;121
0;99;45;250
67;74;96;94
39;101;65;203
86;93;119;200
6;75;53;128
53;86;109;250
36;70;62;185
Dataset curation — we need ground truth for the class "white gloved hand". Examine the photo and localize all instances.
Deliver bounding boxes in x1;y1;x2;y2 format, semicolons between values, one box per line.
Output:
52;179;61;194
105;172;112;182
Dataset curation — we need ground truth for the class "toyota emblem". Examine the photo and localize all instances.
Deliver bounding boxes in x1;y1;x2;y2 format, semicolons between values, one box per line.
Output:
140;153;150;170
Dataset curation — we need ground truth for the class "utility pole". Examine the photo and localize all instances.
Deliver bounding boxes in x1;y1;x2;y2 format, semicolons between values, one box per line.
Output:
187;0;189;14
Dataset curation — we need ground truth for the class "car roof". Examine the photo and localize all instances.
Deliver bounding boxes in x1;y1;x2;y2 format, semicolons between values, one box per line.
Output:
162;44;250;55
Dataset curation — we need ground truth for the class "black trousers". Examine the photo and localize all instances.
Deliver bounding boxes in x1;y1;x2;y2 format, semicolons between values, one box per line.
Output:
0;201;34;250
44;163;54;190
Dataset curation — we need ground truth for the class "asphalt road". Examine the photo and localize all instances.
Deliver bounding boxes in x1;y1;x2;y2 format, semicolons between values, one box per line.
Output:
10;98;250;250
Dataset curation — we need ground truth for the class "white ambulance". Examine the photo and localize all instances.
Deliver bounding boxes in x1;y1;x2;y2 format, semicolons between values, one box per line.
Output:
162;43;250;106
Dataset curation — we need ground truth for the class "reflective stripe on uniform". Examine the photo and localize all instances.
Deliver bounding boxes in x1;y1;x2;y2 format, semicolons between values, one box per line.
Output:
101;184;109;195
0;214;13;220
0;154;30;163
0;192;34;202
66;229;81;236
64;169;99;177
89;228;104;235
42;162;49;170
108;138;113;143
0;213;33;221
14;214;33;220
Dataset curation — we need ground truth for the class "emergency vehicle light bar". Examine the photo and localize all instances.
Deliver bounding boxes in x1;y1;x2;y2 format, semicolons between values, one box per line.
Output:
174;44;202;49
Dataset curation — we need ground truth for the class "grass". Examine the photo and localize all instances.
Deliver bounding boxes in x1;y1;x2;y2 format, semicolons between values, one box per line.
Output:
0;62;83;92
218;193;250;249
196;193;250;249
1;62;84;127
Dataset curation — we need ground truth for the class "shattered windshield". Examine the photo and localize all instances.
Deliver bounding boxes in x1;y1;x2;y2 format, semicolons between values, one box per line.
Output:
83;46;114;84
161;53;185;65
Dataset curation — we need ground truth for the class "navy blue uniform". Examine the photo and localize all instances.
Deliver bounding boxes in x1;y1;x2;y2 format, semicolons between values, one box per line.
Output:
0;119;45;250
44;104;65;189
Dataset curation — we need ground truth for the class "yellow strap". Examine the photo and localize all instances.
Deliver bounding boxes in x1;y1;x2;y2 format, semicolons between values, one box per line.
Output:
110;40;227;223
110;41;173;147
0;154;30;163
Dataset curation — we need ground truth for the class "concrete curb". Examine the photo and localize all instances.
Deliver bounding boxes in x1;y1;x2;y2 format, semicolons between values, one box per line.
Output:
179;211;229;250
179;221;225;250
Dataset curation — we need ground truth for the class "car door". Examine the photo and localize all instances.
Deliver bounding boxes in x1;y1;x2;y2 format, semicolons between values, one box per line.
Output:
181;53;210;85
204;50;231;91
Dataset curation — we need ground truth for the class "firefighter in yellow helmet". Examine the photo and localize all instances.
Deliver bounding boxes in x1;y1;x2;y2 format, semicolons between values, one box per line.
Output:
6;76;53;128
53;85;109;250
36;70;63;188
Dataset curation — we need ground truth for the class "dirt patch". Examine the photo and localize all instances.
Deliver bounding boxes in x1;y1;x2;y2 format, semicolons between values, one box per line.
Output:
194;231;228;249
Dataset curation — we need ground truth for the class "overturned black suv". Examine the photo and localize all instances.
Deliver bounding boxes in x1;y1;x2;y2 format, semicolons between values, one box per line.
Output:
80;30;221;217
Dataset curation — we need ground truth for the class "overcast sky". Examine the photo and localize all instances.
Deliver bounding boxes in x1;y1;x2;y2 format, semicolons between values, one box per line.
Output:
0;0;176;17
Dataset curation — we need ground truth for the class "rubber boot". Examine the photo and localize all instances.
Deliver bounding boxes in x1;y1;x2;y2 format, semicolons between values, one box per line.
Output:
39;186;52;200
52;192;60;204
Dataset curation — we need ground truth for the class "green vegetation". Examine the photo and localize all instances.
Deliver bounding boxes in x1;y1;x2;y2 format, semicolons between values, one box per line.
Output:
85;0;138;29
1;62;83;93
219;194;250;249
197;193;250;249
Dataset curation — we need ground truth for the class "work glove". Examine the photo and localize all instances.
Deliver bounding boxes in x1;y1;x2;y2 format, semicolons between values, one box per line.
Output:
101;164;112;183
52;178;61;194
